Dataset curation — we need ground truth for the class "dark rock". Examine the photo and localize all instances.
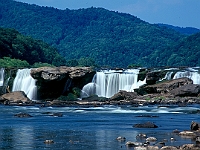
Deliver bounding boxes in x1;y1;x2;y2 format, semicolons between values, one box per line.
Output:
146;71;161;85
30;66;95;100
133;122;158;128
110;90;138;101
170;84;200;97
172;129;180;134
14;112;32;118
135;115;159;118
52;112;63;117
82;95;108;102
116;136;126;141
191;121;200;131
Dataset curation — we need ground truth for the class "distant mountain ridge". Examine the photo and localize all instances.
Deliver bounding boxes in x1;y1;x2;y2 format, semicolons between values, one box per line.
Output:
157;23;200;35
0;0;199;67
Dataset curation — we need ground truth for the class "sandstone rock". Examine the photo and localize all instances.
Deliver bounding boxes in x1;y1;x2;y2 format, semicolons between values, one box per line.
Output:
147;146;159;150
146;137;157;142
179;131;196;137
160;146;179;150
30;66;94;80
180;144;200;150
134;146;147;150
30;66;95;100
0;91;31;104
139;77;193;94
110;90;138;101
170;84;200;97
133;122;158;128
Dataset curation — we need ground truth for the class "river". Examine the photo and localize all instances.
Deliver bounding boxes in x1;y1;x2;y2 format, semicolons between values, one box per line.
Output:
0;104;199;150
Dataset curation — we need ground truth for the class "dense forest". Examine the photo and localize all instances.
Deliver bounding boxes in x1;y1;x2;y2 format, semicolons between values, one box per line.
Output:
0;0;200;67
0;27;66;67
157;24;200;35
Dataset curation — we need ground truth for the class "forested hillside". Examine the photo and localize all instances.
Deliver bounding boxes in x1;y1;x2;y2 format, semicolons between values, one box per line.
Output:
157;24;200;35
0;0;199;67
0;27;66;67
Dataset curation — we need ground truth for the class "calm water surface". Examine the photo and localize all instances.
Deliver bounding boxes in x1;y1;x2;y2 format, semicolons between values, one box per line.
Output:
0;104;199;150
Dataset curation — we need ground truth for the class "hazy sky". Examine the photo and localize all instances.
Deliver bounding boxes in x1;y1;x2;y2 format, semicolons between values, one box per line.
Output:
16;0;200;29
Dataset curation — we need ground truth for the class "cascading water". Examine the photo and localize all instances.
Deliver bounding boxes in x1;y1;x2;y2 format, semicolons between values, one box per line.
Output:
161;67;200;84
0;68;4;86
173;70;200;84
81;69;146;98
12;69;37;100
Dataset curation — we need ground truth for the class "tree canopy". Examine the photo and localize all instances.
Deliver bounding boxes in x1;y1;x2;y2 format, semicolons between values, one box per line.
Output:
0;0;199;68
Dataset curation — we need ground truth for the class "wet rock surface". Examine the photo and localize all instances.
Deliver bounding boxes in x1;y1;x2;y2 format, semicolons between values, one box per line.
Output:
133;122;158;128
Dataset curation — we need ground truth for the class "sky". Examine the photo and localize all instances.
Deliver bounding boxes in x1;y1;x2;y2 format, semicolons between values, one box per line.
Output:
16;0;200;29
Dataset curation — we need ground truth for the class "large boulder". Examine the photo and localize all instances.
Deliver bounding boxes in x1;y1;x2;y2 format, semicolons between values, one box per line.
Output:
110;90;138;101
170;84;200;97
137;77;193;94
146;71;161;85
190;121;200;131
0;91;32;104
30;66;95;100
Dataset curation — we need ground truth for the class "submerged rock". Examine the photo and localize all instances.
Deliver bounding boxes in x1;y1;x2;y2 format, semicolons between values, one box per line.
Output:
14;112;32;118
191;121;200;131
125;141;142;147
133;122;158;128
44;140;54;144
116;136;126;141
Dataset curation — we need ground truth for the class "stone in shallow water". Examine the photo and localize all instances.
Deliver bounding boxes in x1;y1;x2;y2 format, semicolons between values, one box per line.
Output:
160;146;179;150
44;140;54;144
116;136;126;141
14;112;32;118
146;137;157;142
133;122;158;128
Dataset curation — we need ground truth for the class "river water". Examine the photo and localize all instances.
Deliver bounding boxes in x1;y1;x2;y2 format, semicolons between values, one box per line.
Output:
0;104;199;150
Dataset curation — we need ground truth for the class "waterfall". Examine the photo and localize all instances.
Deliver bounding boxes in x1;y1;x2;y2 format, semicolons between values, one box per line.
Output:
0;68;4;86
173;71;200;84
12;69;37;100
160;71;173;81
81;69;146;98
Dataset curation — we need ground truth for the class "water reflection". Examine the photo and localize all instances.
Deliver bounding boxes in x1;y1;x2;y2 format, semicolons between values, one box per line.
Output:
0;126;34;150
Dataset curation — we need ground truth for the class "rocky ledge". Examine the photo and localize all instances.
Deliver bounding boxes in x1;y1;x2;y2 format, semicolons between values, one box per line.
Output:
30;66;95;100
0;77;200;107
